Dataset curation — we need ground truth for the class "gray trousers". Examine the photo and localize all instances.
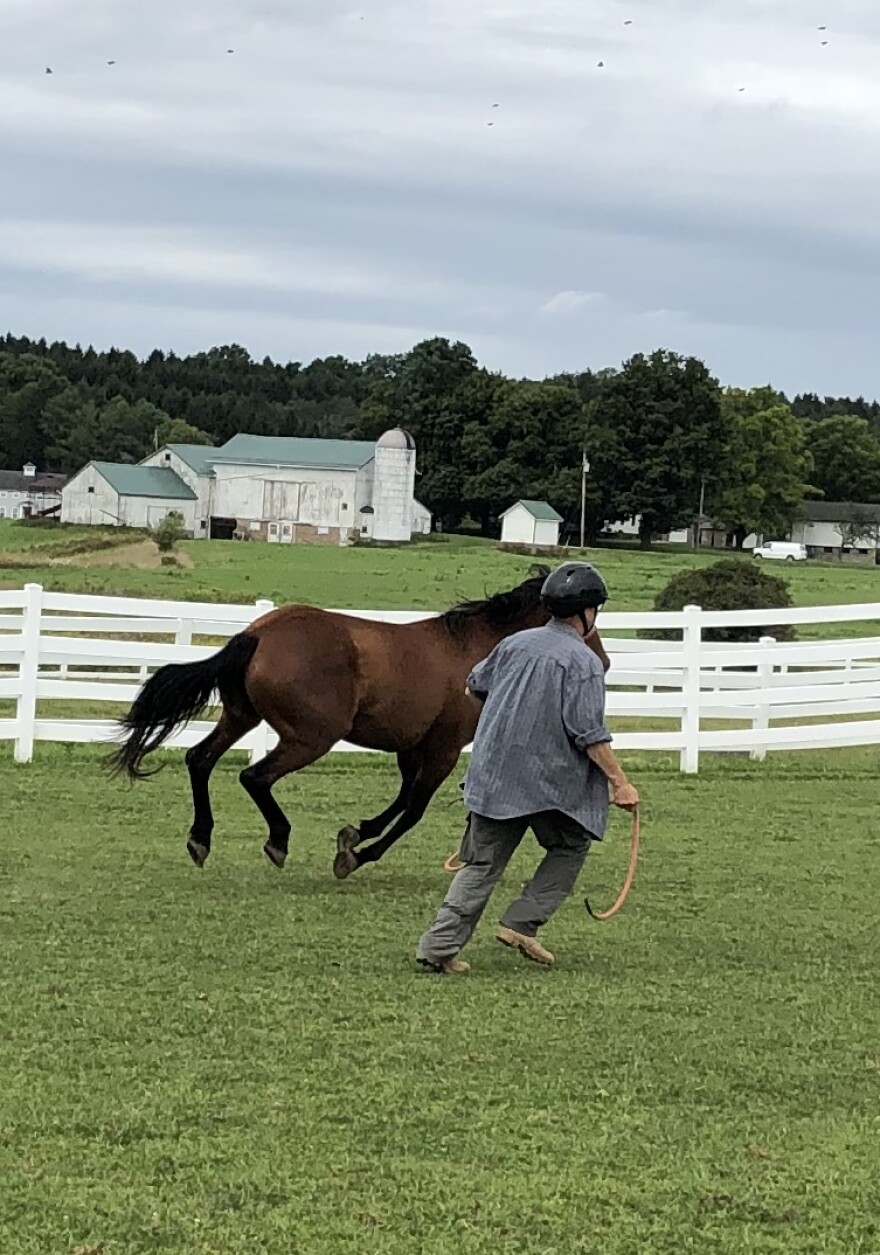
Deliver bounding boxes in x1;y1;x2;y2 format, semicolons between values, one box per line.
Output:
417;811;591;963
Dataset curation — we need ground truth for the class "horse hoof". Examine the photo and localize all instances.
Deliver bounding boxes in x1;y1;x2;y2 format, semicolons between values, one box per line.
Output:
264;842;287;870
187;839;209;868
333;847;360;880
336;825;361;853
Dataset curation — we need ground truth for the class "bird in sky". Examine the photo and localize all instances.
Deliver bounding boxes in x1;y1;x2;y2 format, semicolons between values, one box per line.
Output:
597;60;604;67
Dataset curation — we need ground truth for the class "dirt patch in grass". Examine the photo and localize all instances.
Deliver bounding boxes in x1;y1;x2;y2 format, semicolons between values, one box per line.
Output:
53;540;193;570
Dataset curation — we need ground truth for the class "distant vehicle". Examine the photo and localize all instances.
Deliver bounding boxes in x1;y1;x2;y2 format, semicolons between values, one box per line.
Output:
753;541;808;562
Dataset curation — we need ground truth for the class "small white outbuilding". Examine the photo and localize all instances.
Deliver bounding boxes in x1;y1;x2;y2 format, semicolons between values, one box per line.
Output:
500;499;563;548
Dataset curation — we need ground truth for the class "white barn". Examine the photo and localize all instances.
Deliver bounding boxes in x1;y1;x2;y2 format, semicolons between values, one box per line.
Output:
60;462;197;531
141;444;217;538
500;499;563;548
790;501;880;564
61;429;429;545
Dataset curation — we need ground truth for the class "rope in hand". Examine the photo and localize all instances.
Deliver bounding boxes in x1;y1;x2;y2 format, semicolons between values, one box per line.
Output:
442;802;641;922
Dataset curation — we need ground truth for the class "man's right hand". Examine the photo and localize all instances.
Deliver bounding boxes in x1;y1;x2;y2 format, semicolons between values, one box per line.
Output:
612;781;640;811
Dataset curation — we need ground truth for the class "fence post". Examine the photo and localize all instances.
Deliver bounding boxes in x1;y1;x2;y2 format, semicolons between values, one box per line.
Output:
14;583;43;764
680;603;701;774
175;618;193;647
750;635;775;762
248;599;275;764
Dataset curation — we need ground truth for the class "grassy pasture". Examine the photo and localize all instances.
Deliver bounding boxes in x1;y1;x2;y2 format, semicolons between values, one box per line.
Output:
1;748;879;1254
2;522;880;638
2;522;880;1251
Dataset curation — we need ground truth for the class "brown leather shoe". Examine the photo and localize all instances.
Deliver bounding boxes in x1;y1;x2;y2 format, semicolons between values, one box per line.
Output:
418;956;471;975
496;926;555;966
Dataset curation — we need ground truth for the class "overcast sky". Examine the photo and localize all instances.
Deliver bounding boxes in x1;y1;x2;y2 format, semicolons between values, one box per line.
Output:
2;0;879;395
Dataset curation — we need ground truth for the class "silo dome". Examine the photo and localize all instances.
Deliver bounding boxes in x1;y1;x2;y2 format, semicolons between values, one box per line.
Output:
377;428;416;451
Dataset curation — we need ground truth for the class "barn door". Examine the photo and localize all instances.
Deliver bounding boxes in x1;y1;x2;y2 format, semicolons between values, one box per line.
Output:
262;480;301;521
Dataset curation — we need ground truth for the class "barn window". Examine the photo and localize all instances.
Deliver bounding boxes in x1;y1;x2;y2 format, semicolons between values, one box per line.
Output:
88;486;95;494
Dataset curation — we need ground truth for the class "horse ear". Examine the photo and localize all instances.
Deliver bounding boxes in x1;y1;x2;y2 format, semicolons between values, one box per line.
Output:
529;563;551;580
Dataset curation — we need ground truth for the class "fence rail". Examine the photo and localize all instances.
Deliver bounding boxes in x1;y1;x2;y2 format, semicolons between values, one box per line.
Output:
3;584;880;772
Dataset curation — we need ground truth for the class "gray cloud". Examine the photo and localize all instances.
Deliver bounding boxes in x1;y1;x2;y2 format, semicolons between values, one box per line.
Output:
1;0;878;394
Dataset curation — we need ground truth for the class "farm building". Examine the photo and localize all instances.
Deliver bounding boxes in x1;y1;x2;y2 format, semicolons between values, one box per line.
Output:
0;463;67;520
62;429;429;544
790;501;880;563
411;499;432;536
500;499;563;548
60;462;198;531
140;443;217;537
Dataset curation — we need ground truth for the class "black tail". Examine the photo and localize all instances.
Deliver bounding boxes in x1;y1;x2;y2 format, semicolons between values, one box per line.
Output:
107;632;259;781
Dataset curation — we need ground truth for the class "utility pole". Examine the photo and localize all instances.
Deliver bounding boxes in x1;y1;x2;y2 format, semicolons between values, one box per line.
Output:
697;477;705;548
580;452;590;550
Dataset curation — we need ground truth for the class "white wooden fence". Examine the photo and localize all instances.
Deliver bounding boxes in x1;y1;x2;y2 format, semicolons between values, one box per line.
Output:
3;584;880;772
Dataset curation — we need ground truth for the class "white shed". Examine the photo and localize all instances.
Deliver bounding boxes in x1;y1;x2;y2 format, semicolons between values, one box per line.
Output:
500;499;563;548
60;462;198;532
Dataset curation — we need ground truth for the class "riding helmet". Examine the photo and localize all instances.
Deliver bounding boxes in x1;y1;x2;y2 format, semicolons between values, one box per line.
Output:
540;562;609;618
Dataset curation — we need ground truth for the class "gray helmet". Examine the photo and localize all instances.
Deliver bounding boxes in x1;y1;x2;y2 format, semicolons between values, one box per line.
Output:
540;562;608;618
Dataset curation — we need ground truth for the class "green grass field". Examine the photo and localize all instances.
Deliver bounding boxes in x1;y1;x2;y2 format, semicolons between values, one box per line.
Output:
2;521;880;1252
3;521;880;636
1;747;879;1254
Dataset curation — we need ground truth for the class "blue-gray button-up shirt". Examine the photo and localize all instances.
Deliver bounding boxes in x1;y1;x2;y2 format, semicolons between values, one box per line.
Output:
463;620;613;839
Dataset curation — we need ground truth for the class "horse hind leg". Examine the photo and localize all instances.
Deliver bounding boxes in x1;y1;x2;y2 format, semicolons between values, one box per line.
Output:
185;708;257;867
239;736;334;870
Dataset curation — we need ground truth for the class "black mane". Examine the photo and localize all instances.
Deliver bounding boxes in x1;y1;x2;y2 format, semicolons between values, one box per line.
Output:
442;564;551;636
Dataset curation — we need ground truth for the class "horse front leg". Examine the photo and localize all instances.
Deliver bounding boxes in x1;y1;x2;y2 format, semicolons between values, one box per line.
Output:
333;747;460;880
336;749;421;855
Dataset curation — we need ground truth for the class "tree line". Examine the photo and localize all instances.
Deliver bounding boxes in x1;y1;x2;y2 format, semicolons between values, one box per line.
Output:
2;332;879;545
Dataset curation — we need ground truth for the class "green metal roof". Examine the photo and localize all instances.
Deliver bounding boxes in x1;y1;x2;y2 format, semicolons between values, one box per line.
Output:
214;434;376;470
93;462;197;500
507;499;563;523
165;444;220;476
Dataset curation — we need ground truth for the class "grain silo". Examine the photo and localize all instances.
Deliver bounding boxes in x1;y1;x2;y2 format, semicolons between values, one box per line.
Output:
372;428;417;542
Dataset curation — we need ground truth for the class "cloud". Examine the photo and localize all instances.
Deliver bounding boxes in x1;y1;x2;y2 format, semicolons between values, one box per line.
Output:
0;0;879;394
540;290;603;317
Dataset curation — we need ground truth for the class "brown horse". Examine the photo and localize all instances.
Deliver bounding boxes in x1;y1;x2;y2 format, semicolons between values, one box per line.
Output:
110;564;610;878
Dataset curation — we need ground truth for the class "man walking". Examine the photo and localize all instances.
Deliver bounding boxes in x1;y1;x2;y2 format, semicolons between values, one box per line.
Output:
416;561;639;975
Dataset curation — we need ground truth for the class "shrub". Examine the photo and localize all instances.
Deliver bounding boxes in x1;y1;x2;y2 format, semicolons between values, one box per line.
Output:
640;558;796;642
160;553;179;567
154;511;186;554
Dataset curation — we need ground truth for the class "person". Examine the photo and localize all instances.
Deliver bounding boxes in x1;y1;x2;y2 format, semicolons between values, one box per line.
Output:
416;561;639;975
